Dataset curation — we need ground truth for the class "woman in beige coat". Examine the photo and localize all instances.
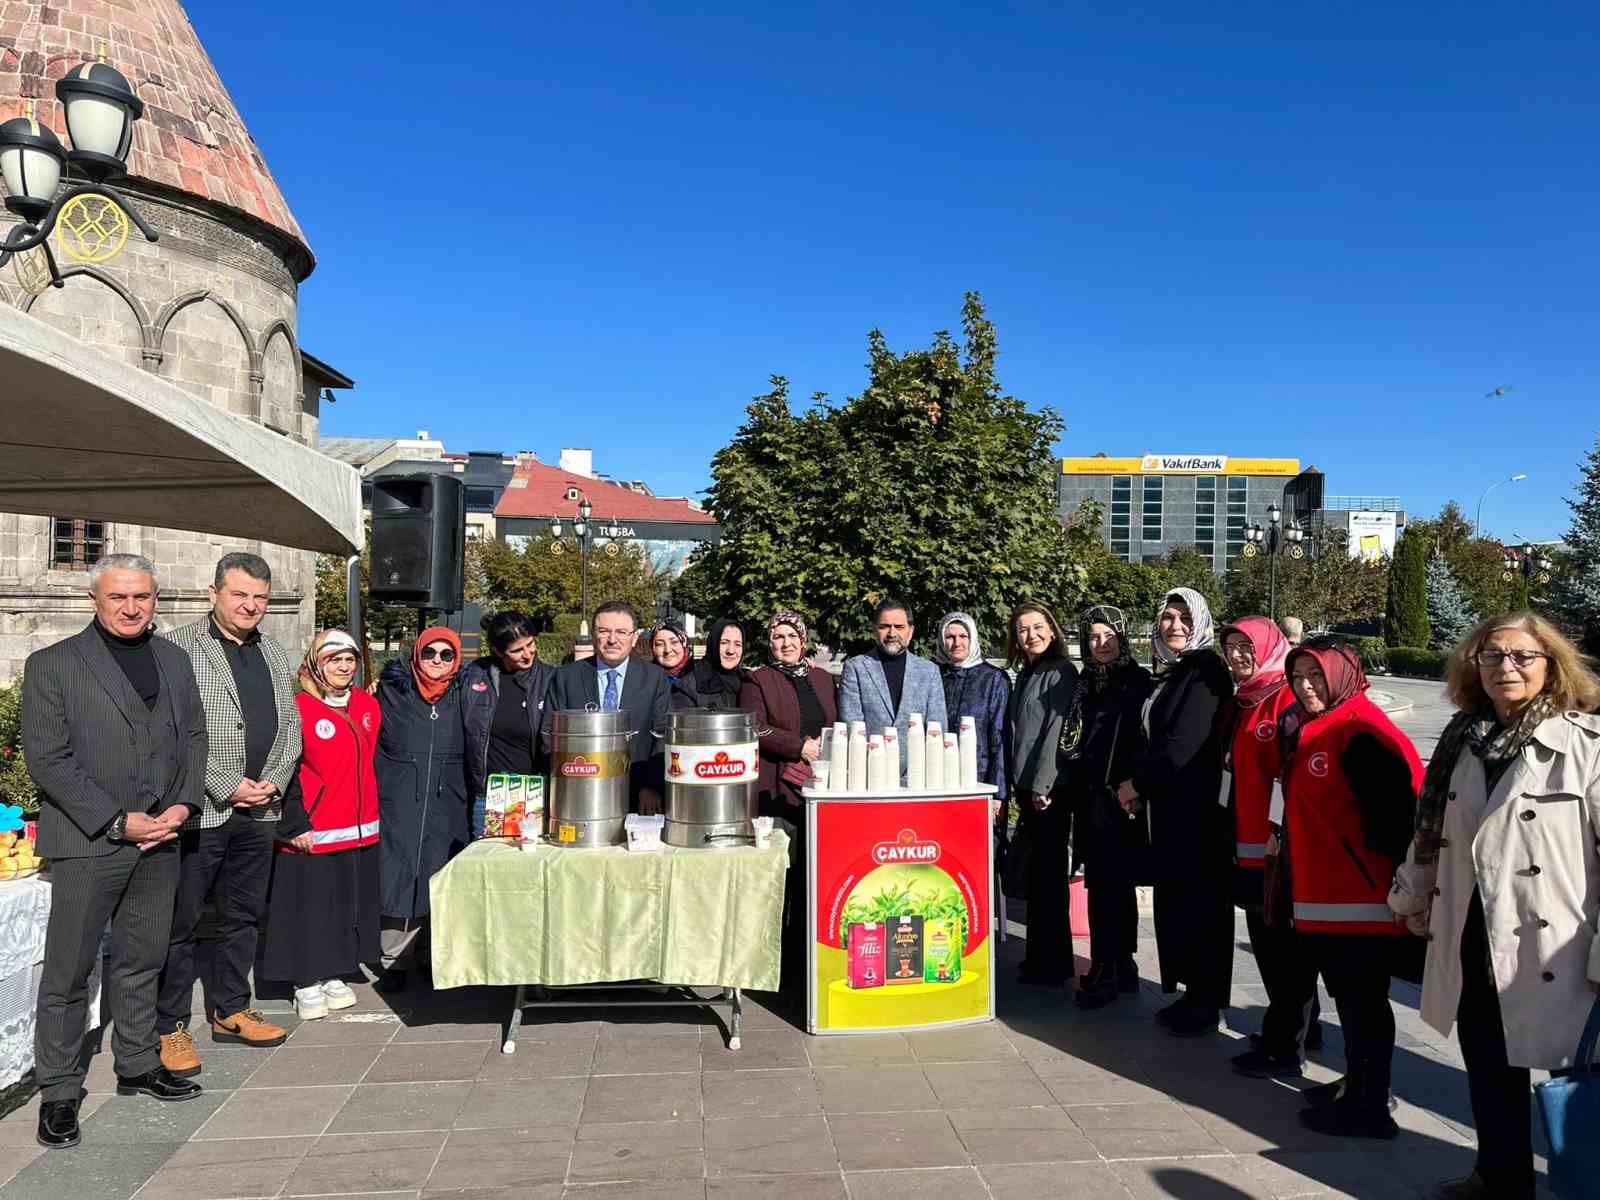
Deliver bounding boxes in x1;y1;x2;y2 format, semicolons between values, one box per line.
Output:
1389;612;1600;1200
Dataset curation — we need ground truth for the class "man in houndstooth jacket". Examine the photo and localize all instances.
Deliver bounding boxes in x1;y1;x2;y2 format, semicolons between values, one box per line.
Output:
156;553;302;1074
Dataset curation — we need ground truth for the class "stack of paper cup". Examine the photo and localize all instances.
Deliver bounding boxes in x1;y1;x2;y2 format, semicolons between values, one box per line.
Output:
906;713;925;790
958;716;980;786
943;732;960;788
866;734;886;791
848;722;869;791
882;727;900;791
829;722;849;792
925;722;945;789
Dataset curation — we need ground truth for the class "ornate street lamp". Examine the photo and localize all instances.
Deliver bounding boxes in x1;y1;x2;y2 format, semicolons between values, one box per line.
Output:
1243;503;1305;619
0;58;159;288
1502;543;1555;599
550;496;594;645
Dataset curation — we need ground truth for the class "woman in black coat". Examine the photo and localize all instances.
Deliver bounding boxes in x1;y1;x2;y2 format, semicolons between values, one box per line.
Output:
1058;604;1153;1009
688;618;749;711
1115;588;1235;1037
462;611;556;837
374;626;470;990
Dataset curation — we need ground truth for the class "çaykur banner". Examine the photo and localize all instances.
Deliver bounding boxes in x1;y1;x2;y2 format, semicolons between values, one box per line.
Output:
809;793;993;1032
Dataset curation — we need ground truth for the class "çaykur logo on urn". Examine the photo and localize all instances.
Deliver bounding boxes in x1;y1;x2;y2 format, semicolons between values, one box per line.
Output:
872;828;942;866
561;756;600;778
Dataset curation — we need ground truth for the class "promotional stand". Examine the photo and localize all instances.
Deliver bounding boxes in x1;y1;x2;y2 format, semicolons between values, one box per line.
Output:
804;784;997;1035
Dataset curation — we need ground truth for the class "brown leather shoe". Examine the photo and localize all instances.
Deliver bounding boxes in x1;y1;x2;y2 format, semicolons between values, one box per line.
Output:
160;1023;202;1077
211;1008;287;1047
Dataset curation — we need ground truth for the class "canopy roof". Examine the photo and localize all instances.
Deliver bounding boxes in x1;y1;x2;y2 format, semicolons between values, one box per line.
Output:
0;305;360;554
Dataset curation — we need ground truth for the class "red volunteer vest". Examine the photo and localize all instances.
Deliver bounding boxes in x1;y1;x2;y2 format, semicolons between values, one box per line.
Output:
1283;693;1422;936
292;690;382;854
1231;683;1296;870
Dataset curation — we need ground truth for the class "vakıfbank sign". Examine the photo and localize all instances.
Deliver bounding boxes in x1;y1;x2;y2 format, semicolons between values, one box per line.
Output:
1061;454;1301;477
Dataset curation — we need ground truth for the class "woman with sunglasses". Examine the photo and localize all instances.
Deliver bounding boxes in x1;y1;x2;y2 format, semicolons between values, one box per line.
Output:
1389;614;1600;1198
373;626;469;992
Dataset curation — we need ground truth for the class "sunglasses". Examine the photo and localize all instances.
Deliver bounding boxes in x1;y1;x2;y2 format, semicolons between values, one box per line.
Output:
419;646;457;663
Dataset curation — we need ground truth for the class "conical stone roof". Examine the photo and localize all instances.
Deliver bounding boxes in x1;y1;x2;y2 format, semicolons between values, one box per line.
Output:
0;0;313;276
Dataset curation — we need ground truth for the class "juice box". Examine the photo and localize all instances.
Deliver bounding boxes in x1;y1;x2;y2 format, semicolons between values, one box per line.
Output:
887;915;924;984
523;775;545;840
503;773;526;839
845;922;885;989
483;774;509;837
923;917;961;983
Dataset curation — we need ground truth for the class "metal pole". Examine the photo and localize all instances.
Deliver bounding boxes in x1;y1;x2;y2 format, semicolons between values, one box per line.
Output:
345;554;368;687
579;531;590;642
1267;526;1279;620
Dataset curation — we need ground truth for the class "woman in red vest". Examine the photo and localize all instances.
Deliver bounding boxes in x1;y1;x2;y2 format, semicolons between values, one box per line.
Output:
1280;638;1421;1139
1219;617;1322;1078
261;630;383;1020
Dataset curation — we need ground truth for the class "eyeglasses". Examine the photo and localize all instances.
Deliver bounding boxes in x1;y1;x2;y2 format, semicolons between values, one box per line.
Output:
1474;649;1547;670
1223;642;1255;660
419;646;456;663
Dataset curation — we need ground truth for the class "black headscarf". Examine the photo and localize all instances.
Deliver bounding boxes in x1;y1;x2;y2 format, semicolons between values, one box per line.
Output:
692;617;748;701
1058;604;1140;760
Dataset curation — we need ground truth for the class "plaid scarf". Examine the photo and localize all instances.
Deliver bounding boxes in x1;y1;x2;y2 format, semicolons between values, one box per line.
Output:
1412;694;1556;866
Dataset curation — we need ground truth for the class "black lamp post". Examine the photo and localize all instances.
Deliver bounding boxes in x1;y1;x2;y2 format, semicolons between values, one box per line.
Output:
1244;502;1305;620
1502;543;1555;601
550;496;594;645
0;59;159;286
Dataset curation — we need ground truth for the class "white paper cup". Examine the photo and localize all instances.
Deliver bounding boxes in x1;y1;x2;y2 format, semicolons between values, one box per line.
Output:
752;816;774;848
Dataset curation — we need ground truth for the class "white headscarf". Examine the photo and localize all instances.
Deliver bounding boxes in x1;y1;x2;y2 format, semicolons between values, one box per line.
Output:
933;612;984;670
1151;587;1215;673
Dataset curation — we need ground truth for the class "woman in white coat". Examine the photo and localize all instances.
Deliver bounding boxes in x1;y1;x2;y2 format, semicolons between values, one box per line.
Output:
1389;612;1600;1200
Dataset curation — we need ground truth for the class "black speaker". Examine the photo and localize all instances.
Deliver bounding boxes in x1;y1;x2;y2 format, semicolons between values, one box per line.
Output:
370;474;465;611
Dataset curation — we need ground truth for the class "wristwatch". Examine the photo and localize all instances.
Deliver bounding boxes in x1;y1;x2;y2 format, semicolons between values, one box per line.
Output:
107;813;127;842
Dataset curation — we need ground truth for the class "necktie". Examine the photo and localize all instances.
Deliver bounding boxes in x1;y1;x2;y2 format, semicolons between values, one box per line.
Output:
602;669;619;712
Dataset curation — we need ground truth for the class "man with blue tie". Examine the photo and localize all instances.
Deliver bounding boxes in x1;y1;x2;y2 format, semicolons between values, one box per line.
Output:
552;600;672;811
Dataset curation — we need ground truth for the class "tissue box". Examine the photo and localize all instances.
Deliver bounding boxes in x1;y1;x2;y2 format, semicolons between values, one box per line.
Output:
624;813;664;852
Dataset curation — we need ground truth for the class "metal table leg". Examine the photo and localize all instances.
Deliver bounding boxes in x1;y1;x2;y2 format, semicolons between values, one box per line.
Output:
503;983;525;1055
728;987;743;1050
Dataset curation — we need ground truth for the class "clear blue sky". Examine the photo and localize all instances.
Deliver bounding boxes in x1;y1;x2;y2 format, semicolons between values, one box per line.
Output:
193;1;1599;542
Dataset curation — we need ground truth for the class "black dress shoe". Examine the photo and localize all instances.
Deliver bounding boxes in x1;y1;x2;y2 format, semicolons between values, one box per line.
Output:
115;1066;202;1101
1298;1098;1399;1140
1231;1047;1304;1078
1154;994;1193;1026
372;967;408;995
36;1099;80;1149
1301;1078;1398;1112
1164;1005;1221;1038
1116;957;1140;993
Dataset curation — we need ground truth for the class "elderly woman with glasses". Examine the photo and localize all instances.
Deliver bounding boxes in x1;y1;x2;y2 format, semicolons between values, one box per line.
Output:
1390;613;1600;1199
372;627;470;992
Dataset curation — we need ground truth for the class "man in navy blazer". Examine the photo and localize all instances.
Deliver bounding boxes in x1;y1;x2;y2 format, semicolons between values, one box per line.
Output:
551;600;671;810
838;599;949;783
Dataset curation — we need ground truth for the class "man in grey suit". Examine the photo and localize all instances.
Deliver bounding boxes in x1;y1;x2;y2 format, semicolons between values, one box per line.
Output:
551;600;671;811
838;598;949;783
23;555;207;1151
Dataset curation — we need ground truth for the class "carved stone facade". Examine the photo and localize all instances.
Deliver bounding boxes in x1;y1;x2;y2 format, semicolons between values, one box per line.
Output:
0;0;339;680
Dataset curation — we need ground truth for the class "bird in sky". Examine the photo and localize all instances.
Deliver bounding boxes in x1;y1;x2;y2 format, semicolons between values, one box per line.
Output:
1485;385;1513;399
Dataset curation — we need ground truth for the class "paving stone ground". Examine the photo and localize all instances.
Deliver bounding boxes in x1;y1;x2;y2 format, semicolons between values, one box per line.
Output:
0;681;1557;1199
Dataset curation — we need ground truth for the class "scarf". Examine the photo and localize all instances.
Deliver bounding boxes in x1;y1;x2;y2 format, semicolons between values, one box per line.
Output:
1150;588;1215;677
1412;694;1557;867
649;620;692;678
767;611;810;680
1059;605;1136;760
411;626;462;705
933;612;984;669
694;618;747;693
299;628;360;700
1218;616;1290;708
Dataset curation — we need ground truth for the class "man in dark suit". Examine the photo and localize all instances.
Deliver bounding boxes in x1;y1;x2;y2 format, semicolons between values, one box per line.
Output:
22;555;208;1150
551;600;671;810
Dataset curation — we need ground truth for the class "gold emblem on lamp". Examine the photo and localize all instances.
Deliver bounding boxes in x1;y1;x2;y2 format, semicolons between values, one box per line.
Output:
55;193;130;263
11;246;53;296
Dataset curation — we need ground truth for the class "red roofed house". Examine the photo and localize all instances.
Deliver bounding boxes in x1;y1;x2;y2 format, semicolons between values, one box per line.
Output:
494;449;719;576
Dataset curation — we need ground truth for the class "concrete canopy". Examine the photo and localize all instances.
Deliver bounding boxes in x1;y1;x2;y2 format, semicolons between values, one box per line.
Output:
0;305;361;555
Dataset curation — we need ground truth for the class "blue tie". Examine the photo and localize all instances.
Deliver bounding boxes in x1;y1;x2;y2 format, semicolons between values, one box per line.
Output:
602;670;619;712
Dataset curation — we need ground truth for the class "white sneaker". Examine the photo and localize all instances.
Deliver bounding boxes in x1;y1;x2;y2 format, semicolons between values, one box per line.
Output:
294;985;328;1020
320;979;356;1010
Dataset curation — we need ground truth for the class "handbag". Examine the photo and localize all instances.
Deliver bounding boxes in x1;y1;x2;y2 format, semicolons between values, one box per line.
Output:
1535;999;1600;1200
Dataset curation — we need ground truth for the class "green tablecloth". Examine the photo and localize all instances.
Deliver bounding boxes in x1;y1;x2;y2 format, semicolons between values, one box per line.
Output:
429;833;789;991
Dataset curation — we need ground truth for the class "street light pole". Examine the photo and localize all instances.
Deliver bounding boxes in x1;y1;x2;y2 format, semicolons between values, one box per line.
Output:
550;496;595;646
1475;473;1528;538
1244;503;1305;621
1503;543;1555;605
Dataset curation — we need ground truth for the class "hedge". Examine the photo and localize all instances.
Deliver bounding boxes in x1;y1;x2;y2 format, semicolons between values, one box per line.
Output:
1353;637;1389;673
1387;646;1449;679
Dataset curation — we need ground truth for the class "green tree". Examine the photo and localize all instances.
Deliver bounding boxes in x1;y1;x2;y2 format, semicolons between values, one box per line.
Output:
1406;500;1521;618
1385;530;1430;647
1425;553;1479;649
684;295;1078;652
1225;526;1389;630
468;533;662;646
0;674;39;815
1553;434;1600;654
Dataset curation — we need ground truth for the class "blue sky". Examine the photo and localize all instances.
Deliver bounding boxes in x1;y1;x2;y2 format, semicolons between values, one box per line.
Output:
194;2;1599;542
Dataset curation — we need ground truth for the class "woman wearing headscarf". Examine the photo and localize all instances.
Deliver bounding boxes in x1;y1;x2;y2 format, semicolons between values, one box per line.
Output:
373;626;469;992
462;611;555;838
1058;605;1152;1009
1004;600;1080;989
688;618;748;711
650;619;704;710
1389;614;1600;1196
1279;638;1421;1140
262;630;382;1019
740;612;838;990
935;611;1010;802
1115;588;1234;1036
1218;616;1320;1076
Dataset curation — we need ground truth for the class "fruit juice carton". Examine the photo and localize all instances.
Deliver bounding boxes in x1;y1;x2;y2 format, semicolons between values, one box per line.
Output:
523;775;545;839
923;917;961;983
846;922;886;989
503;773;526;839
887;914;924;984
483;774;509;837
